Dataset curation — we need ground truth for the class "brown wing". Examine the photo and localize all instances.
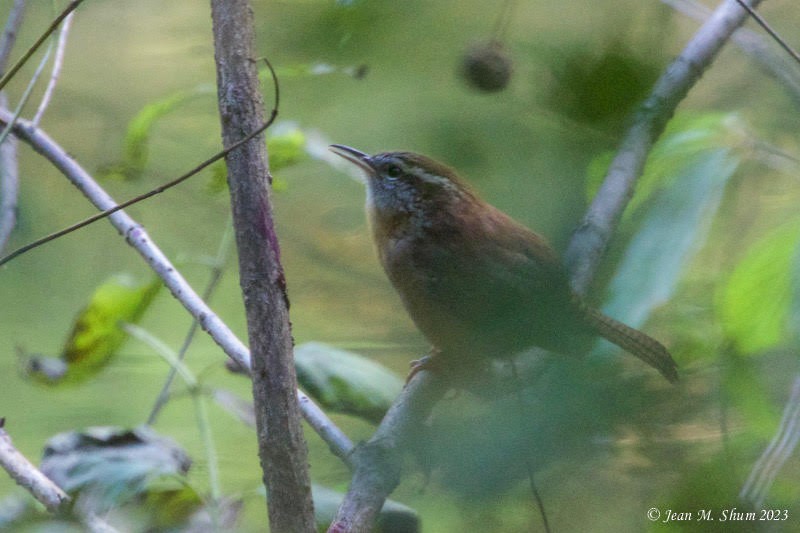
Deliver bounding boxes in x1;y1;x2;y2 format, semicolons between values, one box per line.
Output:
398;204;593;359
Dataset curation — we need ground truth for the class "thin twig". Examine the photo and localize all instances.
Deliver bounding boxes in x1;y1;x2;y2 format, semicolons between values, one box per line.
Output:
0;0;27;75
0;0;84;93
123;323;222;516
0;39;53;148
0;116;269;267
0;57;280;268
147;221;234;425
740;375;800;507
733;0;800;65
33;11;74;126
509;359;550;533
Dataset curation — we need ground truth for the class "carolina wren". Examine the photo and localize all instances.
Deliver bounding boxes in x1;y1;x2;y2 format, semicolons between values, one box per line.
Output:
329;145;678;383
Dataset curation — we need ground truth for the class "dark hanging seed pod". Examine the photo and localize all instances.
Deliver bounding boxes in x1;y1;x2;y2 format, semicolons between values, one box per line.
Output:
460;40;513;92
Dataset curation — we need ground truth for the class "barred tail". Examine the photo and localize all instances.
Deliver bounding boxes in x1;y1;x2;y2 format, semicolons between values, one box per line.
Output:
584;307;678;383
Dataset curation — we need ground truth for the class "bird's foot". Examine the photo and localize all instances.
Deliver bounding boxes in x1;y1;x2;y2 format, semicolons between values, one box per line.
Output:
406;350;441;384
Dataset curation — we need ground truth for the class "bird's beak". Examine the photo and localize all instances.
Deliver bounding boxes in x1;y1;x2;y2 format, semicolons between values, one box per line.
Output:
329;144;374;175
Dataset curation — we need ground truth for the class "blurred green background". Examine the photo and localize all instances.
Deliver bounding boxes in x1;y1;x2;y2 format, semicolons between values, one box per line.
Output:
1;0;800;531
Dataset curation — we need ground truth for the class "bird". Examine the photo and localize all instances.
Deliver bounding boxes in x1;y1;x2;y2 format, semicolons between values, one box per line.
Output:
329;144;678;384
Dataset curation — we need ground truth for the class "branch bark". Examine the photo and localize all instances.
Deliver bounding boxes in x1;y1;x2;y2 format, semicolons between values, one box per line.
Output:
328;0;765;530
0;0;25;254
0;425;69;513
0;95;18;253
209;1;315;531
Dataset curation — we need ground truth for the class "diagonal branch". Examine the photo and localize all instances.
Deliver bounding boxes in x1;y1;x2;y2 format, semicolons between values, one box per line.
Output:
327;0;765;531
0;108;354;465
564;0;765;295
662;0;800;106
0;423;69;513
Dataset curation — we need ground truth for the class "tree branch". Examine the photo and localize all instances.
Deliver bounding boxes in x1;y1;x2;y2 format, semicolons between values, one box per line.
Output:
0;423;69;513
328;0;765;530
662;0;800;106
0;108;354;464
565;0;764;295
0;96;18;254
209;1;315;530
0;0;25;254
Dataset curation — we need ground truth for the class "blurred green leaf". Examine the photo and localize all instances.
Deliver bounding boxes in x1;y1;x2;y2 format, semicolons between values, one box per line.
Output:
271;62;369;80
721;354;781;439
206;122;307;193
268;124;307;172
601;148;739;331
294;342;403;423
587;113;746;212
25;274;161;385
100;84;214;180
546;41;660;131
40;426;197;520
717;220;800;355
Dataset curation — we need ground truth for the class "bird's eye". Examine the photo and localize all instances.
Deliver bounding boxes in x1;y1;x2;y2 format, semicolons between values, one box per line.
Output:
386;165;402;179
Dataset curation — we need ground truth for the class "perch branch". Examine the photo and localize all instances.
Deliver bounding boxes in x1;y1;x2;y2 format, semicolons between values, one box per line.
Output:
328;0;764;530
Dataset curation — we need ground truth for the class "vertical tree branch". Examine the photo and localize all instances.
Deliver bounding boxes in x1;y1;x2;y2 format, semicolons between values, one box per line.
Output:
209;1;315;531
564;0;765;295
0;0;25;254
0;94;18;253
0;0;26;72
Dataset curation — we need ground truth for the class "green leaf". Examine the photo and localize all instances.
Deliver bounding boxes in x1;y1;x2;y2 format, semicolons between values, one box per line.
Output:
39;426;200;525
100;84;214;180
26;274;161;385
717;220;800;354
267;124;307;173
601;148;739;331
206;122;307;193
294;342;404;423
586;112;746;213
